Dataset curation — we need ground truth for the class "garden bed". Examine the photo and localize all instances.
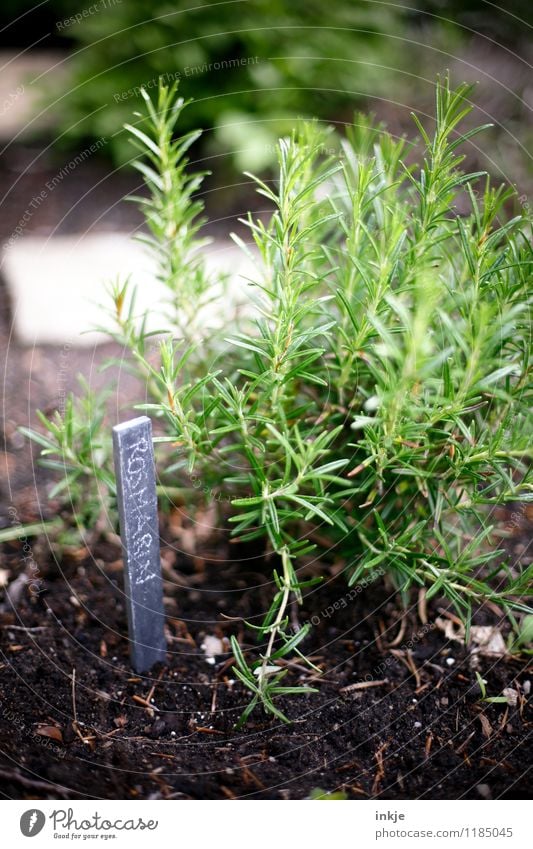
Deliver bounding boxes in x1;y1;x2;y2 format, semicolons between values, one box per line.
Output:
0;522;531;801
1;79;531;803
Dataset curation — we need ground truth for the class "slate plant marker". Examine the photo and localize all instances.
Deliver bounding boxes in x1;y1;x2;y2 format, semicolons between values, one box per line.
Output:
112;416;166;672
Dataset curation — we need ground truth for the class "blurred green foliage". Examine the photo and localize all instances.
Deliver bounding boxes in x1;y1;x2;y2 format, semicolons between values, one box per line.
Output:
4;2;530;184
51;0;417;167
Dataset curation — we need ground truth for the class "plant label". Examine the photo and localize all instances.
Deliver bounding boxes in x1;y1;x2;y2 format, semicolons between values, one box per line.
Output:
112;416;166;672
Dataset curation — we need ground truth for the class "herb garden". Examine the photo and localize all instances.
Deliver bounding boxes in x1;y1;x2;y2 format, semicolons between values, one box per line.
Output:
1;75;531;801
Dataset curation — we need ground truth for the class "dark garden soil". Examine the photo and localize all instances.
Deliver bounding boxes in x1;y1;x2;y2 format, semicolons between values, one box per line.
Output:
0;516;532;801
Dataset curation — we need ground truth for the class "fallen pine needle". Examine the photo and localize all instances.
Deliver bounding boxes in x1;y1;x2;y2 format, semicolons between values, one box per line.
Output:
195;726;224;735
340;680;388;693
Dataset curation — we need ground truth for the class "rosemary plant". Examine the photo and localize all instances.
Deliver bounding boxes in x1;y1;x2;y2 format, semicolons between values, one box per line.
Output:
20;379;115;534
24;78;532;725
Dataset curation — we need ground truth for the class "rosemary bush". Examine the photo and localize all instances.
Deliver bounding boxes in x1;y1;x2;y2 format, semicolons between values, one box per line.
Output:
25;79;532;725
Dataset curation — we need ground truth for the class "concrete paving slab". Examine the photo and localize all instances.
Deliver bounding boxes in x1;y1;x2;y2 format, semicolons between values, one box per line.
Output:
1;233;255;346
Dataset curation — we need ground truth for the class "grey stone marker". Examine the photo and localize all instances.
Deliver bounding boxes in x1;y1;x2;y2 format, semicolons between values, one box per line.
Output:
112;416;166;673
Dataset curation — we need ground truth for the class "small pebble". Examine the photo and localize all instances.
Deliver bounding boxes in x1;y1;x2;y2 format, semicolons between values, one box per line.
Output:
201;635;224;658
414;721;422;729
476;783;492;799
503;687;518;706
